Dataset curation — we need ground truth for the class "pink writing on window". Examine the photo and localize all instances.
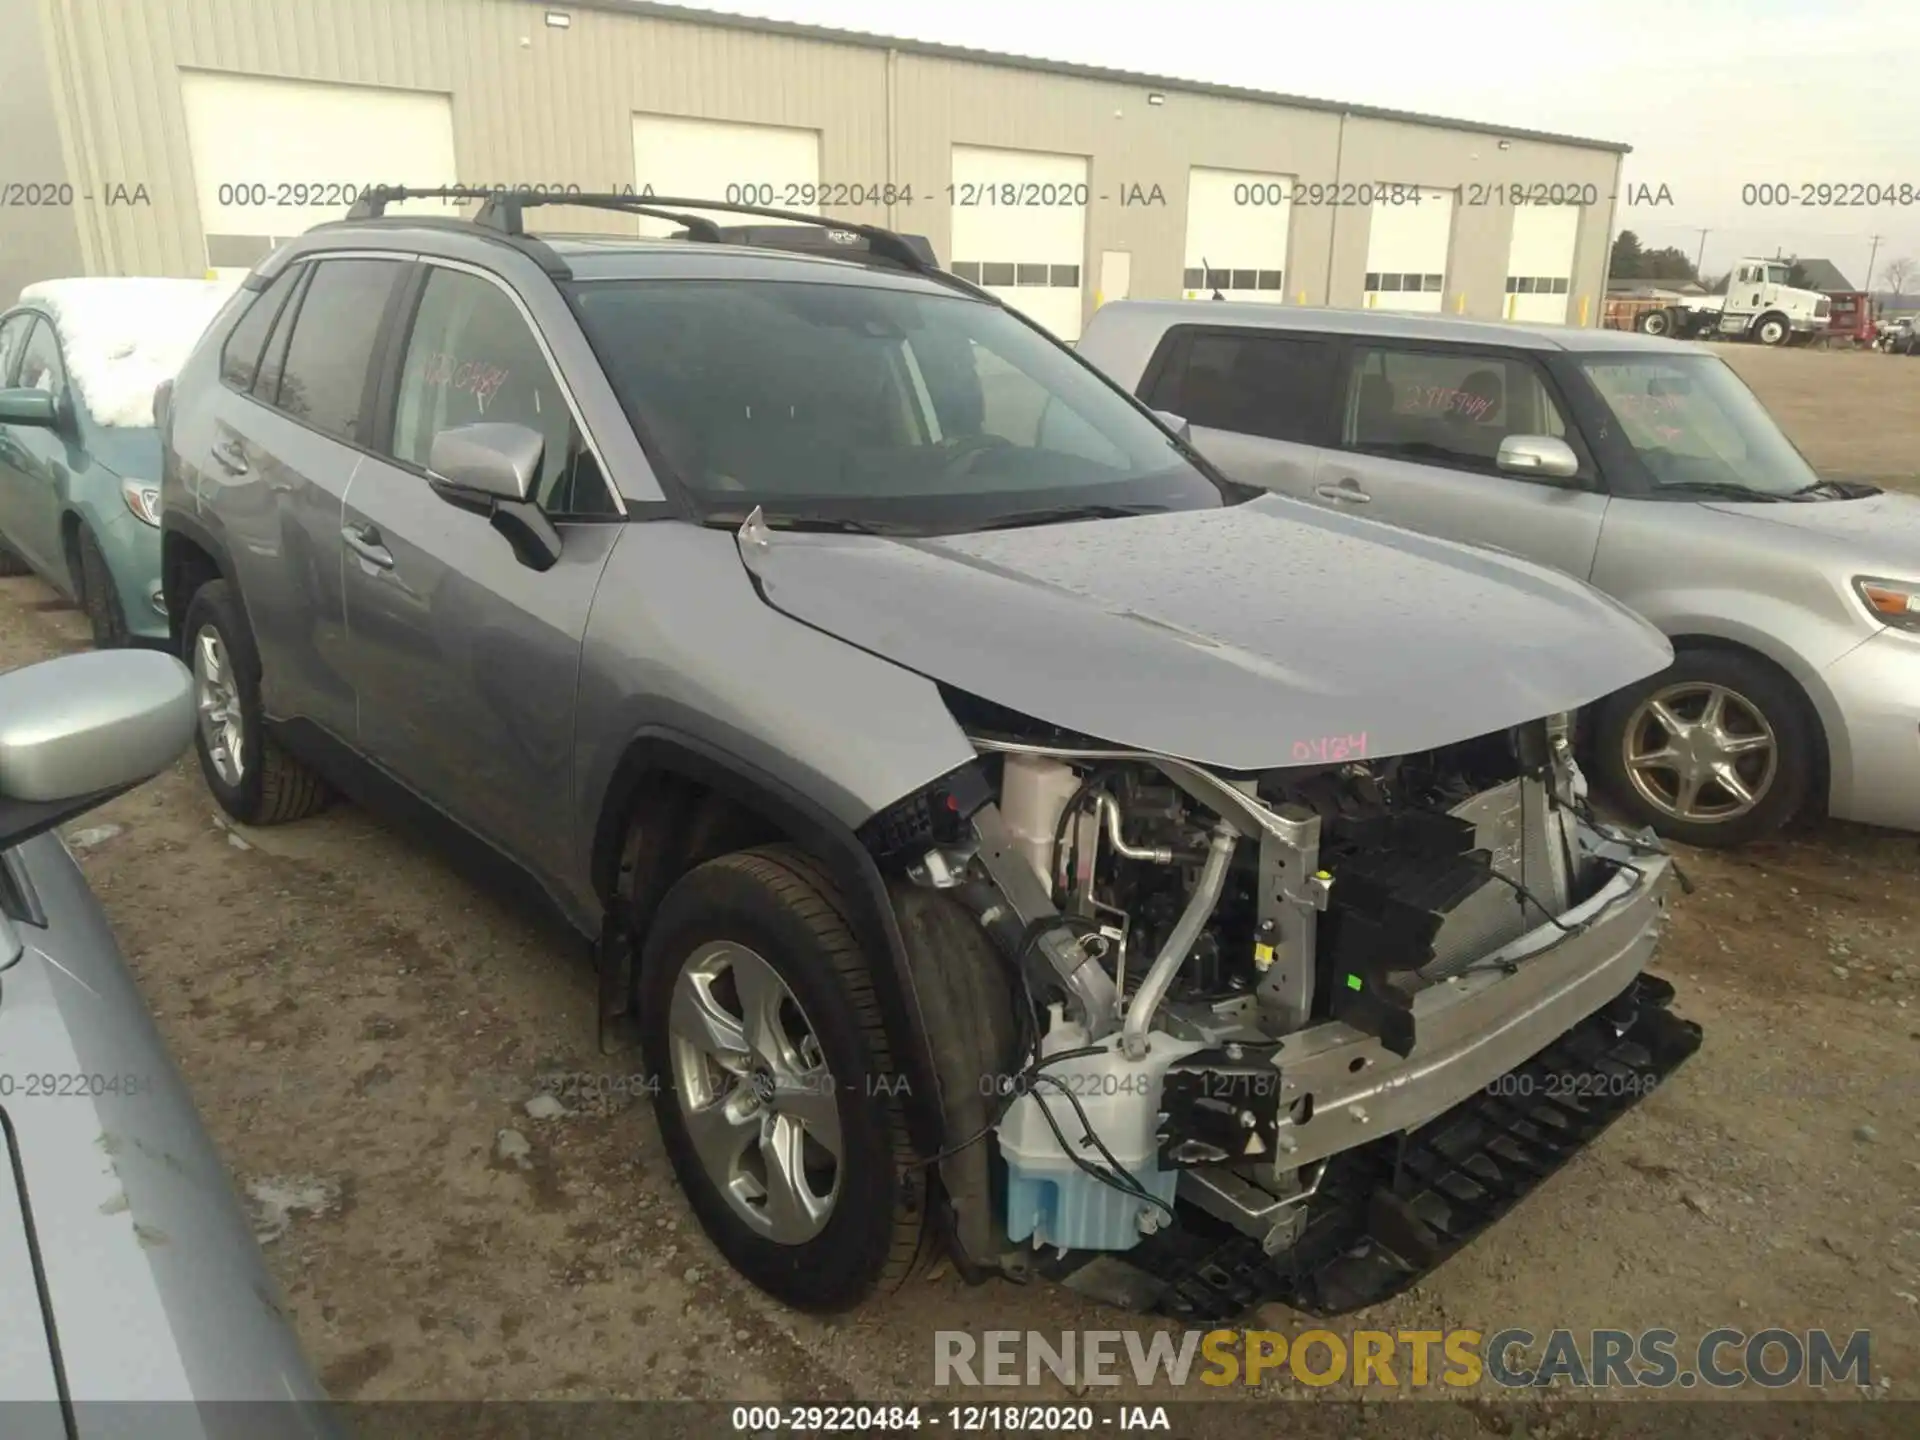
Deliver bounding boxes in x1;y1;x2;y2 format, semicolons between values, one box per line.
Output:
1395;385;1495;421
1292;733;1369;764
418;350;511;407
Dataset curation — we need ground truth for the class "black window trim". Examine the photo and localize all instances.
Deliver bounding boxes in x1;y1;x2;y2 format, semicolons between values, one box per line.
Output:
1330;334;1604;490
1134;321;1344;449
367;254;626;521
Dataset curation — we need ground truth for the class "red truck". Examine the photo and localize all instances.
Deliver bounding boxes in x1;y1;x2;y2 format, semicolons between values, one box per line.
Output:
1823;291;1877;346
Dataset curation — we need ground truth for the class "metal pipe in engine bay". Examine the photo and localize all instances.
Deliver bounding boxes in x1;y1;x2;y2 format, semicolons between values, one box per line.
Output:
1120;819;1239;1059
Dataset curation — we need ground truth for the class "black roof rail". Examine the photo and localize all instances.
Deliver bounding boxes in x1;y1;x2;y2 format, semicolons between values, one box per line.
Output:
667;222;940;273
345;186;942;277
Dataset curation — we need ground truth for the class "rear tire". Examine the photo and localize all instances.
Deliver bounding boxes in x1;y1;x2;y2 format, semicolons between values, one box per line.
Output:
637;844;926;1312
1638;307;1674;337
1592;647;1815;848
181;578;331;826
74;524;131;649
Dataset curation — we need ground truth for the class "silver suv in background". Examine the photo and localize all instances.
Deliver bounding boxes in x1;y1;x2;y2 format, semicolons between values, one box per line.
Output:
157;190;1698;1319
1079;302;1920;847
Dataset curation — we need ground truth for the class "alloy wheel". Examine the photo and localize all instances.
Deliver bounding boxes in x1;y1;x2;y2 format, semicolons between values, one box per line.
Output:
192;624;246;787
667;941;843;1243
1622;681;1777;824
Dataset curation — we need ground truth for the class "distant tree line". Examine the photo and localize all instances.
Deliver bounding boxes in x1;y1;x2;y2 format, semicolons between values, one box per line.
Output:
1609;230;1700;283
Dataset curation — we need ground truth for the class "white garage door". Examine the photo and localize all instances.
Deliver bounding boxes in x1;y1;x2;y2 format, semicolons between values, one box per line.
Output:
1504;205;1580;324
632;115;820;236
181;74;459;281
1362;187;1454;313
948;146;1088;341
1183;167;1293;304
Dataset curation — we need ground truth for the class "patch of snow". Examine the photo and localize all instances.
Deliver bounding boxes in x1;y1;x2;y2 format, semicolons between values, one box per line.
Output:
19;276;241;430
243;1173;342;1244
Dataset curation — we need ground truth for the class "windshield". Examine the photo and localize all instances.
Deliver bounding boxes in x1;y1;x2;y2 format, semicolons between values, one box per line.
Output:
565;277;1228;530
1766;264;1791;284
1578;353;1820;498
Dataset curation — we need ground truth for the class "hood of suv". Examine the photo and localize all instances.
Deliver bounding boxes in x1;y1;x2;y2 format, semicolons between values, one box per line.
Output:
739;493;1672;771
1704;489;1920;562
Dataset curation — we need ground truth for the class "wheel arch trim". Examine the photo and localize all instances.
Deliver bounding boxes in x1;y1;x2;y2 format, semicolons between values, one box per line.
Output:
590;725;950;1156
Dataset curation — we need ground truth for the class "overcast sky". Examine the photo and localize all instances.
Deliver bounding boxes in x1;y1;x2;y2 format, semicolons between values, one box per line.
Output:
670;0;1920;288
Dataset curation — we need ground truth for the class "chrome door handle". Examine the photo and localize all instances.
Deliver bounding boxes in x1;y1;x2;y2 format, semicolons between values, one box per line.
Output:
341;523;394;569
1314;479;1371;504
211;437;249;475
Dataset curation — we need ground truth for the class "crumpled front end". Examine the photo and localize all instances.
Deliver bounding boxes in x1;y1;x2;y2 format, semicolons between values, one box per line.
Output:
873;704;1701;1316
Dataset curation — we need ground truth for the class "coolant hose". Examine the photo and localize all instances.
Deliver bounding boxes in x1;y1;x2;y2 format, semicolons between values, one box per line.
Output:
1120;820;1240;1059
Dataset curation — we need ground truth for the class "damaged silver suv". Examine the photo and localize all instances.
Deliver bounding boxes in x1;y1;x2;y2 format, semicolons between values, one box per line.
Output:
158;190;1701;1318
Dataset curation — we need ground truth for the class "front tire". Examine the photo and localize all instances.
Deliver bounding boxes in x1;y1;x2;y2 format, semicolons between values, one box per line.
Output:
74;524;131;649
1753;313;1791;346
181;578;331;825
1592;648;1815;848
638;845;926;1312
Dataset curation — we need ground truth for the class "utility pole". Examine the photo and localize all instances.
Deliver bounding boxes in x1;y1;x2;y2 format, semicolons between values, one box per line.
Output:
1691;228;1710;277
1865;234;1884;292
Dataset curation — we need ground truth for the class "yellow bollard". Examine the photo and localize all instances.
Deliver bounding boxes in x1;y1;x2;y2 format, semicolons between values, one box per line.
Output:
1579;294;1591;326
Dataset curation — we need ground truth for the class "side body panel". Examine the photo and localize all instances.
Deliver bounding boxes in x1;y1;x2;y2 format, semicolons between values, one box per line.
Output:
3;832;337;1425
569;522;978;927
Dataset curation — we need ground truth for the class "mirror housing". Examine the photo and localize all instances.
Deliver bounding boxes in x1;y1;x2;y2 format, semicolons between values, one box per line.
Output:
0;387;60;430
1496;434;1581;481
1153;410;1193;442
0;651;196;850
423;422;562;573
426;422;544;505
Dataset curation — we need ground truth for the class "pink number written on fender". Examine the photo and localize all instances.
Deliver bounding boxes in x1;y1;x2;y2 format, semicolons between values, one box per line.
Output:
1292;732;1369;764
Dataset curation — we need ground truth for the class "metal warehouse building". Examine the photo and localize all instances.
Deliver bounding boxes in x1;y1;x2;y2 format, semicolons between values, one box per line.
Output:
5;0;1628;340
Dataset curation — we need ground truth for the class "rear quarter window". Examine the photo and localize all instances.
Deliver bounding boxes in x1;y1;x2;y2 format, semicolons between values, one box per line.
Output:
1141;326;1337;445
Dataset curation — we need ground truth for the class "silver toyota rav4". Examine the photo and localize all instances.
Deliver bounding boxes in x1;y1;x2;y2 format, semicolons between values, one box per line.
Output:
158;190;1700;1319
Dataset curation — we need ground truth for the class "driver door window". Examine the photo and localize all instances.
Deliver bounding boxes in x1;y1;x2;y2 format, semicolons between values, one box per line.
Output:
391;268;614;516
1342;345;1576;480
16;320;67;398
0;314;34;386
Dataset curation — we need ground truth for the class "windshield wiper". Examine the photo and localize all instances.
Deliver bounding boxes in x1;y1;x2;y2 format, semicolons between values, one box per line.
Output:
1791;478;1879;500
701;509;907;536
1653;480;1788;503
963;502;1170;532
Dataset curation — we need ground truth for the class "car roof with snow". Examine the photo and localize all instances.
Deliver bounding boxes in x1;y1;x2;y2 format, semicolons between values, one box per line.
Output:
9;277;241;429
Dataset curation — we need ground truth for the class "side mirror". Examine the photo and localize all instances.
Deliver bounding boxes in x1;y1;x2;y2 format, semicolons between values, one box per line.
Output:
426;422;543;504
0;387;60;430
1153;410;1193;442
424;421;562;573
1496;434;1581;481
0;651;195;850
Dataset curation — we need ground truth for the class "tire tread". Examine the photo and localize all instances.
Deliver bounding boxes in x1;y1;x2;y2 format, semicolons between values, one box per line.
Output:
703;844;929;1293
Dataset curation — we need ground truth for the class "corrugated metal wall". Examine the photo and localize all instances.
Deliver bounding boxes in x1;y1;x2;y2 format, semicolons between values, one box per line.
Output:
24;0;1622;325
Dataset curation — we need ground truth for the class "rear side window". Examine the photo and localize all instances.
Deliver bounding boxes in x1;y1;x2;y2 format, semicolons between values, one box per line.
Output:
1142;328;1335;445
274;258;404;445
219;266;302;391
1341;345;1575;475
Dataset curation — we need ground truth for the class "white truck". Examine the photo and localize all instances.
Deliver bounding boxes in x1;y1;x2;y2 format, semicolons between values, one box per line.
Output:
1637;258;1831;345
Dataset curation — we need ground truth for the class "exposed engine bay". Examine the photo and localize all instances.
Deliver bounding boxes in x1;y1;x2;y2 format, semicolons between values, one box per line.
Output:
868;707;1699;1310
